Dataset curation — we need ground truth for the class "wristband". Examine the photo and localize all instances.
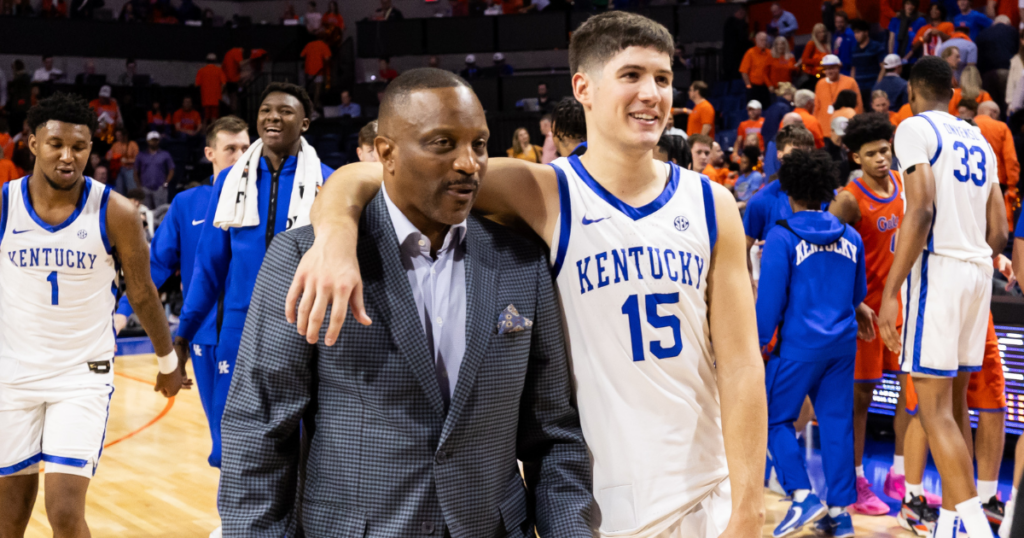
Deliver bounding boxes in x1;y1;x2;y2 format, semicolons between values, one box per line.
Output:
157;352;178;375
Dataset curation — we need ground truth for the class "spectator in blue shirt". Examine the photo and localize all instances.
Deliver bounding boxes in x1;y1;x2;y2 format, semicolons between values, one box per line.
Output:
887;0;926;62
873;54;908;110
488;52;514;77
768;2;799;40
937;36;977;81
850;19;887;101
761;82;796;146
976;15;1019;105
135;131;175;209
832;11;855;75
734;145;765;210
337;90;361;118
953;0;992;41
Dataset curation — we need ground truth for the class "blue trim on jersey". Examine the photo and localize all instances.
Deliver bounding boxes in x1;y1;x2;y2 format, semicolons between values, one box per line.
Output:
917;113;943;166
550;164;572;278
911;251;955;377
700;173;718;253
22;176;92;233
42;454;89;468
94;384;114;475
971;406;1007;412
852;171;901;204
566;154;680;221
959;365;982;372
0;181;10;247
0;453;42;475
99;185;112;254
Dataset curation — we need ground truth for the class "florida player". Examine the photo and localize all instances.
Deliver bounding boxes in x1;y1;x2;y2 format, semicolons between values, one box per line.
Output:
880;56;1008;538
0;93;185;537
284;12;769;537
968;314;1009;525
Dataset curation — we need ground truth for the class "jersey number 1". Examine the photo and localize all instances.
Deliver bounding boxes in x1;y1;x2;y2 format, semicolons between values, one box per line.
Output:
47;271;59;305
621;293;683;361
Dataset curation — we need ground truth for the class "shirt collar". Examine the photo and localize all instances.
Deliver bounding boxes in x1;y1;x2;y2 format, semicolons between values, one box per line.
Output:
382;183;467;256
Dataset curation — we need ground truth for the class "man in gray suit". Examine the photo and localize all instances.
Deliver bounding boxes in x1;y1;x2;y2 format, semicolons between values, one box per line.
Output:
217;68;595;538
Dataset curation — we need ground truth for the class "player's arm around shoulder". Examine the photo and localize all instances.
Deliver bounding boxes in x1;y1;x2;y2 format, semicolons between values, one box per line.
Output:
106;190;185;396
705;182;767;537
473;157;560;244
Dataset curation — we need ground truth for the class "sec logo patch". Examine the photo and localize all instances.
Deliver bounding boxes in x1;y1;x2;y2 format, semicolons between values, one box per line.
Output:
674;216;689;232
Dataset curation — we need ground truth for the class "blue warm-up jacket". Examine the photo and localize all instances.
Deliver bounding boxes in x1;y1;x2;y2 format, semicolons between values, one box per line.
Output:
117;180;220;345
176;156;333;345
756;210;866;362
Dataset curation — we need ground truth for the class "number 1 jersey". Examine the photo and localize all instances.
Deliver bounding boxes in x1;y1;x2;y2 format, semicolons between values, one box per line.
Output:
549;156;728;535
893;110;997;265
0;177;117;382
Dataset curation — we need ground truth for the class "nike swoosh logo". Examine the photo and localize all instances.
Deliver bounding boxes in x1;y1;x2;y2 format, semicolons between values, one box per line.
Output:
12;229;30;234
192;220;205;226
782;507;803;532
581;216;608;225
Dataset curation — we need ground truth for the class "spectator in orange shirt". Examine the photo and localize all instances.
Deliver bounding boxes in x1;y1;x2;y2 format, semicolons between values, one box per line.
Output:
0;145;19;185
891;102;913;127
949;65;993;113
322;1;343;31
147;100;170;134
767;36;796;92
814;54;862;138
913;3;955;57
976;100;1019;214
800;23;832;79
870;89;901;126
682;81;715;137
88;85;122;145
794;89;826;148
740;32;774;109
378;57;399;82
196;54;227;121
737;99;766;152
105;127;139;190
301;38;332;109
704;141;733;187
173;96;203;138
0;120;14;162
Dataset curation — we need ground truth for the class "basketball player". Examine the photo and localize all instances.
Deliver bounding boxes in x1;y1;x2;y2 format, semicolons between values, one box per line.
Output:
0;93;184;537
550;96;587;157
1001;211;1024;537
968;314;1008;525
113;116;250;477
286;12;768;537
879;55;1008;538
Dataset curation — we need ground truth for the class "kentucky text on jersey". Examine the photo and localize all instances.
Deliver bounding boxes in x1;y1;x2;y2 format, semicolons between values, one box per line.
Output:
795;237;858;266
8;248;98;269
574;246;706;295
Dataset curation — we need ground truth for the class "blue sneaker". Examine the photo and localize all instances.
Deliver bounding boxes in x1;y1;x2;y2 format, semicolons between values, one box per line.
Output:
773;492;827;537
814;512;855;537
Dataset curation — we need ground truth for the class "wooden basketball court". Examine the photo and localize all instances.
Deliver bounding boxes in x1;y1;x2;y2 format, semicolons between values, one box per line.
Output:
21;354;918;537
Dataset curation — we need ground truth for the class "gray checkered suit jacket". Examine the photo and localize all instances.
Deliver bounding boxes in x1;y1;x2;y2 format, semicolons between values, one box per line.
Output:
218;191;595;538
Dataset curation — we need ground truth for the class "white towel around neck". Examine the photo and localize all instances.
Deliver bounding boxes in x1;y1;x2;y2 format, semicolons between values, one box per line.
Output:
212;136;324;231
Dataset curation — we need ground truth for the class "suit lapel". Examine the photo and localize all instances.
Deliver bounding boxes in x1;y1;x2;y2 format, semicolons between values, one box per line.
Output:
363;193;447;419
440;216;498;444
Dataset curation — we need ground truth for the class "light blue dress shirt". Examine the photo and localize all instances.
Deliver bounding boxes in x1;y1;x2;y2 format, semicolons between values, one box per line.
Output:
383;184;467;406
770;11;799;38
338;103;361;118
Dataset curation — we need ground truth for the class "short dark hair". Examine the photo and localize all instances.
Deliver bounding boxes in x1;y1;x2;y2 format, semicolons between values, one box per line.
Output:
259;81;315;119
379;68;472;125
358;120;378;147
656;133;686;164
850;19;870;32
904;0;919;8
775;124;815;151
125;188;146;202
688;133;713;149
930;3;947;20
691;80;710;99
741;144;761;163
27;92;98;133
842;113;894;154
569;11;674;75
909;56;954;101
958;98;979;113
552;97;586;141
205;115;248;147
778;149;838;205
834;89;859;110
835;10;849;22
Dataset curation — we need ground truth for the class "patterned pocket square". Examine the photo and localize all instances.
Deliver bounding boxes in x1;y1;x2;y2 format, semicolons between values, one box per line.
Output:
497;304;533;334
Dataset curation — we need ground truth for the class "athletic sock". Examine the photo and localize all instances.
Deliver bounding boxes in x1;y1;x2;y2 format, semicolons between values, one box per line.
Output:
793;489;811;502
905;482;924;503
828;505;846;518
978;480;999;502
957;496;997;538
856;465;865;478
933;508;958;538
892;455;905;475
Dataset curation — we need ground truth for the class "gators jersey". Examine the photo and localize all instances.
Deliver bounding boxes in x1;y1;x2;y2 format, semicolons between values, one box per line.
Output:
842;170;904;312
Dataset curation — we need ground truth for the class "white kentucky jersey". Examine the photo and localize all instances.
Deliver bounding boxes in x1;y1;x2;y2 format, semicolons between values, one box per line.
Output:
549;155;727;536
0;177;117;380
893;110;998;265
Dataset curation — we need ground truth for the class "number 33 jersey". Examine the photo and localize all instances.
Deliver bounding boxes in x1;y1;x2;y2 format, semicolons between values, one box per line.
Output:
893;110;997;264
0;177;116;382
549;156;727;535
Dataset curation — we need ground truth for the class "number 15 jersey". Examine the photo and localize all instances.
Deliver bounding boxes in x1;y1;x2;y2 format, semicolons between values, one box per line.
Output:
549;156;727;535
893;110;997;265
0;177;116;382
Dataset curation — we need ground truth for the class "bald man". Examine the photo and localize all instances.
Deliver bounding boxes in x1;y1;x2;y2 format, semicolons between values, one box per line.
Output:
740;32;773;109
763;112;805;178
974;100;1020;225
217;68;594;537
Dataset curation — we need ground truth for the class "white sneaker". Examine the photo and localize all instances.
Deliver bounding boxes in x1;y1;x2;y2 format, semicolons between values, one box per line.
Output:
1000;498;1015;538
209;527;222;538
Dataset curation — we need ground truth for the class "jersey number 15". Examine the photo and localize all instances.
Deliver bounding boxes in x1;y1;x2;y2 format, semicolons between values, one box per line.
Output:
622;293;683;362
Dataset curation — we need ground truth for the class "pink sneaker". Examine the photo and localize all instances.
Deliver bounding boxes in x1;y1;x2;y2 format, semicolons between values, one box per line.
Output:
851;476;891;516
884;469;905;500
883;469;942;507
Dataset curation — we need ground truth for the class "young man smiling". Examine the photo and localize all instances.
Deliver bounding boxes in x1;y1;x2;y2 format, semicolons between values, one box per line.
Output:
285;11;767;538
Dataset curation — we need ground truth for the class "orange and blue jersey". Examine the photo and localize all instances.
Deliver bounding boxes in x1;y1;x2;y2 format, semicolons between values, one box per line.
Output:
842;170;904;314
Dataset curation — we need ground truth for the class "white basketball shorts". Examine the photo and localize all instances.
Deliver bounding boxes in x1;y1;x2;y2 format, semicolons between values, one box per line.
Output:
600;479;732;538
900;253;991;378
0;360;114;479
